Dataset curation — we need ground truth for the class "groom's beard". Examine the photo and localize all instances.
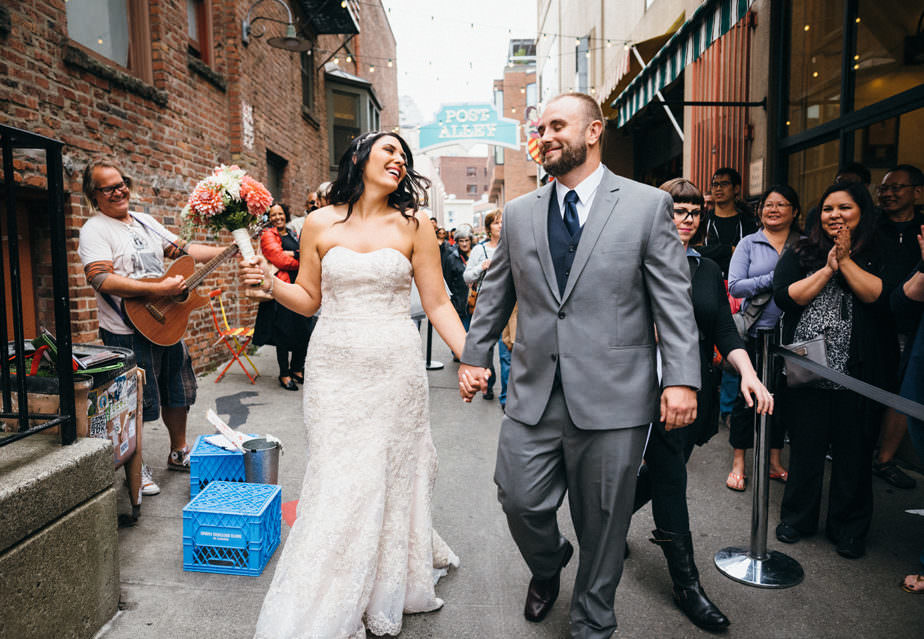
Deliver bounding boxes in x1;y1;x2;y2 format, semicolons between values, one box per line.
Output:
542;140;588;177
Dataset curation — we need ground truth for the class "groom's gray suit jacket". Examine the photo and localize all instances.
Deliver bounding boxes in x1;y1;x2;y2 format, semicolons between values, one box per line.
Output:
461;167;700;429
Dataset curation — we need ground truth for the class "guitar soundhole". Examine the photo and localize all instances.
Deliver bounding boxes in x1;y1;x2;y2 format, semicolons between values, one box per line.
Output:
174;291;189;303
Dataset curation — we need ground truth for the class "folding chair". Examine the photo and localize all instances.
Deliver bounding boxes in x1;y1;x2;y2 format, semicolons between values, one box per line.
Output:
207;288;259;383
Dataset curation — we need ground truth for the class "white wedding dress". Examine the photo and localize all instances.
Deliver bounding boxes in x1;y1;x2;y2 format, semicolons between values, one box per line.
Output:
254;246;458;639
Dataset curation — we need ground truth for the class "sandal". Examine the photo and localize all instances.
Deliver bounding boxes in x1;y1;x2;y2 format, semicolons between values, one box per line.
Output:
290;371;305;385
902;574;924;593
770;469;789;483
726;471;747;492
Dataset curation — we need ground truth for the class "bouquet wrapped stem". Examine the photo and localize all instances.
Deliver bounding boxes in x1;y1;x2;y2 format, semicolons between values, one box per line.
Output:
181;165;273;260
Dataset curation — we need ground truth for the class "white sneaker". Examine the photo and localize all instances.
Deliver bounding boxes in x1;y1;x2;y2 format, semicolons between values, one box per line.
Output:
140;464;161;496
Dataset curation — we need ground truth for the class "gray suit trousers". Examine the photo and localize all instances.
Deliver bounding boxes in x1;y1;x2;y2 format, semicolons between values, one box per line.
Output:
494;383;649;639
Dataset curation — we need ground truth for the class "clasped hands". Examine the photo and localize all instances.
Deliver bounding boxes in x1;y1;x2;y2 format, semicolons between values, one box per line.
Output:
458;363;491;403
826;227;853;272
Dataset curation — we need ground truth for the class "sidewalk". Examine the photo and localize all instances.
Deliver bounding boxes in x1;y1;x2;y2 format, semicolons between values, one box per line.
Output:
99;330;924;638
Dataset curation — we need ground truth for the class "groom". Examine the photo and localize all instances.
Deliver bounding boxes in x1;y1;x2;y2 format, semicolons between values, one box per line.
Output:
458;93;700;639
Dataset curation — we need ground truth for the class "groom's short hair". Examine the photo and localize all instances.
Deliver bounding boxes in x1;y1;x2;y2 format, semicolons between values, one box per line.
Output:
550;92;605;148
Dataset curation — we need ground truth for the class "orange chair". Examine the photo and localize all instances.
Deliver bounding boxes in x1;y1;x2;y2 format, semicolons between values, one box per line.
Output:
207;288;259;383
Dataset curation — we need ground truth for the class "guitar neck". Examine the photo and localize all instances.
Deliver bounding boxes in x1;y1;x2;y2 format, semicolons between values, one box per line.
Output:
185;244;239;290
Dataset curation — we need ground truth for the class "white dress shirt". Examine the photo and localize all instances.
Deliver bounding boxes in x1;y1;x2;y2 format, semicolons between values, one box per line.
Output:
553;163;605;227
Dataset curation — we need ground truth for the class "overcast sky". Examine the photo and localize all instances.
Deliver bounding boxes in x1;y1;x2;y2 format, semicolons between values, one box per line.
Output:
380;0;537;124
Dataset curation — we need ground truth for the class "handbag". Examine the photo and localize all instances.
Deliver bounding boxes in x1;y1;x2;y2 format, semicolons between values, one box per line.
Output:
732;291;773;340
466;244;489;314
782;336;827;387
467;271;485;315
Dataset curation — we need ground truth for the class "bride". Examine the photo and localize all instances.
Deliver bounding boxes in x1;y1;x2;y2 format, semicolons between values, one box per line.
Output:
241;131;478;638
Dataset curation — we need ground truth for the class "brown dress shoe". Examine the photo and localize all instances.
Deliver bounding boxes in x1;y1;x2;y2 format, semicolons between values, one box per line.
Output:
524;541;574;622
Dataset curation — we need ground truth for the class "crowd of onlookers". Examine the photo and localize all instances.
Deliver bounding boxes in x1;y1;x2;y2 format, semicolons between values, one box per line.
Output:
668;163;924;590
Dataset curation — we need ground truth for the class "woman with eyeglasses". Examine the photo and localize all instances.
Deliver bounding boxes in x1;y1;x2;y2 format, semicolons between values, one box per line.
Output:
725;185;802;491
631;178;772;632
772;181;896;560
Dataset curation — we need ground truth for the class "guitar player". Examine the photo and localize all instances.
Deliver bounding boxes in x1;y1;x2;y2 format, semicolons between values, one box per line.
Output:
77;157;225;498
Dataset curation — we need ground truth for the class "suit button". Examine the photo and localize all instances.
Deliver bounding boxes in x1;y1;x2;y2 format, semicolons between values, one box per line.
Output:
564;269;570;276
551;353;558;361
568;245;576;253
558;311;566;319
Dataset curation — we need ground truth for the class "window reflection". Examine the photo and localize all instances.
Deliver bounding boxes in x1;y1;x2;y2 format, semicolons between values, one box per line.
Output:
853;2;924;111
788;2;844;136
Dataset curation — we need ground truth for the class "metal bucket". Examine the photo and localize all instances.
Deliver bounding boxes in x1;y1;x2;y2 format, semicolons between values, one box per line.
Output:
242;438;280;485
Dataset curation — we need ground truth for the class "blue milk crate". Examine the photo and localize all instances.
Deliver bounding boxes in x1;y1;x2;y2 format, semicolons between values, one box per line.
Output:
189;434;252;498
182;481;282;576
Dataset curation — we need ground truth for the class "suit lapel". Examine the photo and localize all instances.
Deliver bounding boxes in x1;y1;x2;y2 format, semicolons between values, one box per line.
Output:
561;170;621;303
531;182;561;304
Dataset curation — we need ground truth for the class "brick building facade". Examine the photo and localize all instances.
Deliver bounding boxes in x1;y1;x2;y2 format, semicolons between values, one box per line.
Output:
0;0;397;371
489;46;538;206
436;156;491;200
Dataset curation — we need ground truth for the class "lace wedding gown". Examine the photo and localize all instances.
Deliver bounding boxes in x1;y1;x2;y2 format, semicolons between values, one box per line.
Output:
254;246;458;639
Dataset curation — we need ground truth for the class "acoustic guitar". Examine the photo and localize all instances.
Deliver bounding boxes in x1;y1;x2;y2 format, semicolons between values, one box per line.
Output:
124;226;265;346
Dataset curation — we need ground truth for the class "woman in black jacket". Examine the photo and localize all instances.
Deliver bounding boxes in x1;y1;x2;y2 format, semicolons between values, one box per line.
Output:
772;181;895;559
632;179;772;632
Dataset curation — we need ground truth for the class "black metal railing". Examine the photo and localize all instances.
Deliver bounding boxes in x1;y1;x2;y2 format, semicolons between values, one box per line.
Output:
0;124;75;446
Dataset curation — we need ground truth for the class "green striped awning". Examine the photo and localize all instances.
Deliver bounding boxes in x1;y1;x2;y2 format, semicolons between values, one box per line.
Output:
611;0;755;127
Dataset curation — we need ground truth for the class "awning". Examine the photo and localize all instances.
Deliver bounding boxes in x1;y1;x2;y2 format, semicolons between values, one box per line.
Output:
610;0;755;127
600;19;683;120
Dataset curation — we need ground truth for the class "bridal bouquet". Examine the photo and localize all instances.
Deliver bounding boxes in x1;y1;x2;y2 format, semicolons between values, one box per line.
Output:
181;164;273;259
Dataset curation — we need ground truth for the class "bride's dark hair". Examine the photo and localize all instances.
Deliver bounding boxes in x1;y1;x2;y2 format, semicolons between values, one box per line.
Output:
329;131;431;226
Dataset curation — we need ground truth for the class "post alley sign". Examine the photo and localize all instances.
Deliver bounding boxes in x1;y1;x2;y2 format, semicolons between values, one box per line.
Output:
418;103;520;152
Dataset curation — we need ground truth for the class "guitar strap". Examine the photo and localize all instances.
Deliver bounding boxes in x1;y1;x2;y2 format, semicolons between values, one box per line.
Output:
129;212;189;257
98;213;182;331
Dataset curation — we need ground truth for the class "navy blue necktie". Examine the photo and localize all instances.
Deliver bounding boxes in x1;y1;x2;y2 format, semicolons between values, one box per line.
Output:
563;190;581;238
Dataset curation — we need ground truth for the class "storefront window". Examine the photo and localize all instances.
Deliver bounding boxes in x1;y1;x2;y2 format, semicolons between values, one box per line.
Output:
332;91;360;165
853;2;924;112
788;138;840;215
853;107;924;186
787;1;844;136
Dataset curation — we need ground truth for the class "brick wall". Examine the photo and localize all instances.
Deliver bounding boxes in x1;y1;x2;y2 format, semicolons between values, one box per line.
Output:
437;156;491;200
0;1;395;372
500;67;539;202
348;2;399;130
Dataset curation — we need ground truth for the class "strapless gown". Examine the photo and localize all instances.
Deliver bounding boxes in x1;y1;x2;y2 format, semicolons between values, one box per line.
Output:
254;246;458;639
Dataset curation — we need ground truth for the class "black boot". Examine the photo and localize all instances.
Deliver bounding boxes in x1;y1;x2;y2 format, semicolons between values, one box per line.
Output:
650;528;730;632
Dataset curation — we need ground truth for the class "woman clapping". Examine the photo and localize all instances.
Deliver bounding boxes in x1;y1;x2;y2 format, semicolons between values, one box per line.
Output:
772;182;895;559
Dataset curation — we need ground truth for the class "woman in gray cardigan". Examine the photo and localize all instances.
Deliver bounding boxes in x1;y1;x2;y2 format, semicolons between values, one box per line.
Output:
726;185;801;490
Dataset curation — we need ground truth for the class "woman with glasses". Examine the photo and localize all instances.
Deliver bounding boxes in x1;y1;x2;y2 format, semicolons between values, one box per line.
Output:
772;181;895;559
725;186;802;491
631;178;772;632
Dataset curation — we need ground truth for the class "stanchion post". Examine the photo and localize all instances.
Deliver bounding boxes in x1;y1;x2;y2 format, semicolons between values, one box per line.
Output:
425;320;444;371
715;328;803;588
750;328;772;560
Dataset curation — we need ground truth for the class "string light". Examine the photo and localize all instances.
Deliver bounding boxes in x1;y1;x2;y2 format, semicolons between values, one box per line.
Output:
345;54;352;63
387;59;393;67
369;64;375;72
